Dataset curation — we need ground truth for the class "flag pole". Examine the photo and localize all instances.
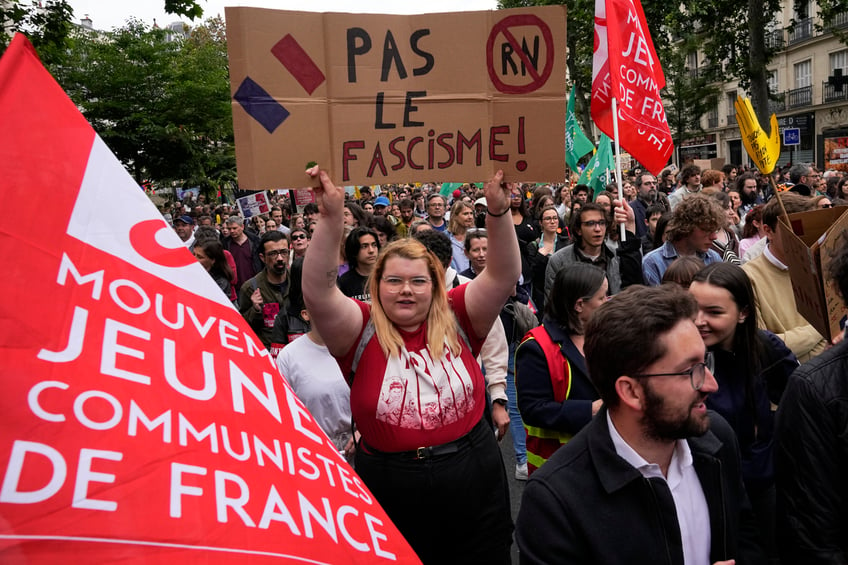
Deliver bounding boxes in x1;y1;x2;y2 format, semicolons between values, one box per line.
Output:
610;97;626;242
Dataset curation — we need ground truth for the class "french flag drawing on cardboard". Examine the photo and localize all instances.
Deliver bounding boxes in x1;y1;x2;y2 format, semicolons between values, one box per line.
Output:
0;34;418;564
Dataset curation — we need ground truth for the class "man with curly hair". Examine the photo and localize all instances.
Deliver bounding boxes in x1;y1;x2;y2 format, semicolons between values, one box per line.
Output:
642;194;724;285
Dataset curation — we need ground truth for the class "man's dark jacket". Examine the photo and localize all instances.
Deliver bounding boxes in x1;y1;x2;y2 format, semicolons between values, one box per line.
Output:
222;230;263;280
775;339;848;564
516;408;766;565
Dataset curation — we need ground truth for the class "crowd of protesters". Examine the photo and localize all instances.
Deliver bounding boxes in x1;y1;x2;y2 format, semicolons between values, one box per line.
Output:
157;159;848;564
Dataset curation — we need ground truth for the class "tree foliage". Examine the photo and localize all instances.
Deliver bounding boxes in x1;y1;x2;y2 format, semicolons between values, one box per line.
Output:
53;17;234;191
1;1;207;57
164;0;205;21
0;0;74;65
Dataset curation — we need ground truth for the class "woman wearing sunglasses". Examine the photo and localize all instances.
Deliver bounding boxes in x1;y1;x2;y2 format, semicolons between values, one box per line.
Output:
288;227;310;265
303;166;520;564
689;262;798;561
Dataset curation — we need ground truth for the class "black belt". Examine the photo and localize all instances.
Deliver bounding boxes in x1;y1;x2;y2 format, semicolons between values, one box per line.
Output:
361;419;484;461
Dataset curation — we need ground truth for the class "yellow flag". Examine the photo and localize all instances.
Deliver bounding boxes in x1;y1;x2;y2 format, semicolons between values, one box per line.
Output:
734;96;780;175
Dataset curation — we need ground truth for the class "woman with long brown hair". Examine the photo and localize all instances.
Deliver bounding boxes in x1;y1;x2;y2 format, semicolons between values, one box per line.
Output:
447;199;475;272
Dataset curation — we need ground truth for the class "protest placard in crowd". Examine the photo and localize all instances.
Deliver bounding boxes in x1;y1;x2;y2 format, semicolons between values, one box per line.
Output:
226;6;567;188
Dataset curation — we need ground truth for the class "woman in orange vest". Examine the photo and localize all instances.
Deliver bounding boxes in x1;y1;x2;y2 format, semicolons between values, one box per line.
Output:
515;262;607;475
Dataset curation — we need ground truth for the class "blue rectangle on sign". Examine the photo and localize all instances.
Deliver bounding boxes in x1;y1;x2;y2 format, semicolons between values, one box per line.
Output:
234;77;290;134
783;128;801;146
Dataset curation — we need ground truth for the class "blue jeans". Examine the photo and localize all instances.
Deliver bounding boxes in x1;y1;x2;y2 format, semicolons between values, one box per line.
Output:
506;341;527;465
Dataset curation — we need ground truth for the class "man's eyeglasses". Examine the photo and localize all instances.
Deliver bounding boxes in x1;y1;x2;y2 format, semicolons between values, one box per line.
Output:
581;219;607;228
264;249;290;258
291;233;308;240
381;276;432;294
635;362;707;391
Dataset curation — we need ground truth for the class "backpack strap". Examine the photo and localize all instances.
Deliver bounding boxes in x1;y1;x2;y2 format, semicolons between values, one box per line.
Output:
523;325;571;402
349;319;376;382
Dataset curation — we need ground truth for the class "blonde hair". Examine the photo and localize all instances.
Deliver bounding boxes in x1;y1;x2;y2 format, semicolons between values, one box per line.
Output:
368;239;461;360
448;200;473;235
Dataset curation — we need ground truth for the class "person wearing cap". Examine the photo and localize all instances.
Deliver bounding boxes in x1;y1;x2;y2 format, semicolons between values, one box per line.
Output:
173;215;195;249
372;195;391;218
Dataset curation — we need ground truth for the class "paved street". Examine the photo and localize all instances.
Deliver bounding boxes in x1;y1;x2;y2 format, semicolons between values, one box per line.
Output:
499;426;526;564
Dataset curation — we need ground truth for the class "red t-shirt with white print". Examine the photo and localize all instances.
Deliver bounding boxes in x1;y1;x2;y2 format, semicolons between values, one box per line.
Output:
338;284;486;452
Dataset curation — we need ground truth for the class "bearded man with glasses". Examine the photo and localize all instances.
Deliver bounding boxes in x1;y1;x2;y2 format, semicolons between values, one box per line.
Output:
517;284;767;565
238;230;291;348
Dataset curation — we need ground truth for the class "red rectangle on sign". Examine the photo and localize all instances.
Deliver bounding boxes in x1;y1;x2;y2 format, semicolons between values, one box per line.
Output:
271;34;325;95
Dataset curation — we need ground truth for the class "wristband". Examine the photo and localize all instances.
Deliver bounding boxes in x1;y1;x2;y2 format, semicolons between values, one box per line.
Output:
487;207;510;217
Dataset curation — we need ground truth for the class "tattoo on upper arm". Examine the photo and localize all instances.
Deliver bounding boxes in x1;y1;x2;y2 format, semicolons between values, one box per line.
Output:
325;270;338;288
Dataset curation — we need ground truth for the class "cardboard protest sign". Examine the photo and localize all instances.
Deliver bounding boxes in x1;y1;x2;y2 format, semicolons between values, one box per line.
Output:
235;191;271;218
226;6;567;189
0;34;418;564
293;189;316;206
778;205;848;342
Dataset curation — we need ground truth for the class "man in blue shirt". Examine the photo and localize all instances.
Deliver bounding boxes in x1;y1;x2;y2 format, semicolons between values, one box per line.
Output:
642;194;725;285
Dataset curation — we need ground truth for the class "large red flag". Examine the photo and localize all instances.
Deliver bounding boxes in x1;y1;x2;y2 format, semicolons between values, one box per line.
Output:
591;0;673;175
0;34;419;564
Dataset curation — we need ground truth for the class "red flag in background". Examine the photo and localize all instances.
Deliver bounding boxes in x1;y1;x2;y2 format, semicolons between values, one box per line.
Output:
0;34;418;564
591;0;673;175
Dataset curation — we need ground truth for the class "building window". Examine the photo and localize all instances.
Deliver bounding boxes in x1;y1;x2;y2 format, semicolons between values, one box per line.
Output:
706;104;718;128
794;60;812;88
725;91;737;122
767;70;779;94
830;50;848;74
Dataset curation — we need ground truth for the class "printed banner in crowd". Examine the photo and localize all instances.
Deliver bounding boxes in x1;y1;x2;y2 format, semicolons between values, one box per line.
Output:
591;0;673;175
0;34;418;564
226;6;567;188
235;191;271;218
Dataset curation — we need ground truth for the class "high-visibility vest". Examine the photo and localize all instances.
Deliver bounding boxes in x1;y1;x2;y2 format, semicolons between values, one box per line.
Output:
520;325;573;475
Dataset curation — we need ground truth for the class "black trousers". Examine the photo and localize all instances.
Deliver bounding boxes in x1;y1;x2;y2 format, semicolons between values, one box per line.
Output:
355;419;513;565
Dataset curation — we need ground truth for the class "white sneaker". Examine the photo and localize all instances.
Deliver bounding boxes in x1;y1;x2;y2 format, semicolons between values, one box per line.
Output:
515;463;528;481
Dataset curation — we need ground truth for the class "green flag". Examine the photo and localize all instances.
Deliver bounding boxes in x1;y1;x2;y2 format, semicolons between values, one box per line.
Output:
440;182;462;198
565;86;594;171
577;134;615;198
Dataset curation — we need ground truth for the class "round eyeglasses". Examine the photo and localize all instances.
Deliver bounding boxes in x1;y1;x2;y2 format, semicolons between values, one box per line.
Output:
381;276;432;294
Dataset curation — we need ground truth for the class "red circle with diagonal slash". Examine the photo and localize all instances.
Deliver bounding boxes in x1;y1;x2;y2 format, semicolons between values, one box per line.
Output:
486;14;555;95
